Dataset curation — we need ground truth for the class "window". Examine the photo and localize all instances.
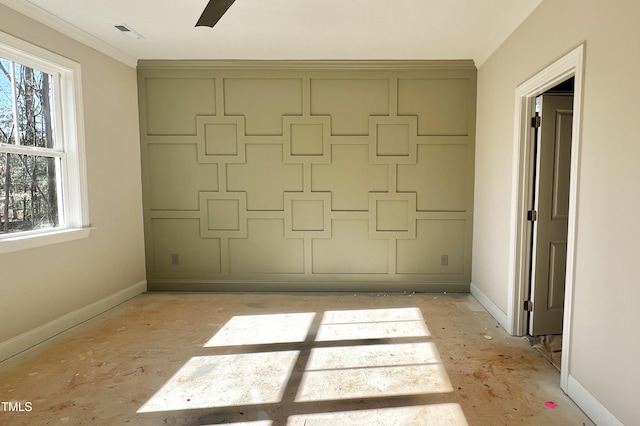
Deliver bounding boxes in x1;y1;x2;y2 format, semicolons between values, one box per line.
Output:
0;31;89;253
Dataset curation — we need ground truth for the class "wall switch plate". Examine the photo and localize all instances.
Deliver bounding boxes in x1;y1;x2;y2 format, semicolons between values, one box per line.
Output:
441;255;448;266
171;253;179;265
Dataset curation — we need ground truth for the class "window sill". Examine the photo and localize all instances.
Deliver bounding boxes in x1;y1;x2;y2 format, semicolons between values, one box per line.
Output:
0;227;92;254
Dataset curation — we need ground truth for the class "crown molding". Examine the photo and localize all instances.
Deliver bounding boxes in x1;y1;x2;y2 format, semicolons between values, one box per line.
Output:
0;0;137;68
137;59;477;71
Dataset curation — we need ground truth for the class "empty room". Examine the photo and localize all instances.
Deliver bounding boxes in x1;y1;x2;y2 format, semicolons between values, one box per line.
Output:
0;1;638;424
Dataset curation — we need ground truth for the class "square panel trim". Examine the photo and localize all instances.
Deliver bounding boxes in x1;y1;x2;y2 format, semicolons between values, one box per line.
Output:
199;192;248;238
369;192;417;239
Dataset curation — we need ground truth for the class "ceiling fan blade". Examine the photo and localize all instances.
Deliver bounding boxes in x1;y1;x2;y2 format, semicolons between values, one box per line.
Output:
196;0;236;27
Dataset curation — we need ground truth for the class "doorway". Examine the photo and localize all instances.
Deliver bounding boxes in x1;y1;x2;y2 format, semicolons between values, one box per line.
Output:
507;44;584;392
527;81;574;369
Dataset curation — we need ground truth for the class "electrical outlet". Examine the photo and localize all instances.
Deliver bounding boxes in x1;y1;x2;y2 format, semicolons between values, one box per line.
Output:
171;253;179;265
440;254;448;266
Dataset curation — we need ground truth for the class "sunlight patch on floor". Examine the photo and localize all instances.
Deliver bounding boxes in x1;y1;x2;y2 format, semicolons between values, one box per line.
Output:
205;313;316;347
305;342;441;370
138;306;462;423
297;363;452;401
316;307;430;341
137;351;299;412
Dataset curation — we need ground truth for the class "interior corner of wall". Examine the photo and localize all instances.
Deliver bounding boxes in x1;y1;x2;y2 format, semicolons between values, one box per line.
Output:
470;282;511;334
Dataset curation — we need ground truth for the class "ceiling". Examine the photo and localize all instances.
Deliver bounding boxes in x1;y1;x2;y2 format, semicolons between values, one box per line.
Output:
2;0;542;67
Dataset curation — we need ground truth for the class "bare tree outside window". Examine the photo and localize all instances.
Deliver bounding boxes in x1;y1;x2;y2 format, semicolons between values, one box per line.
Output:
0;33;89;253
0;57;61;234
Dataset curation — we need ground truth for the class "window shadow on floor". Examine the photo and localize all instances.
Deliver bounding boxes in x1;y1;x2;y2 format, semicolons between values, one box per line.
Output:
137;307;468;425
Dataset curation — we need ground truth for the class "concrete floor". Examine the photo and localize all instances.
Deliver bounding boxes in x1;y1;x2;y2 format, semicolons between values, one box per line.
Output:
0;292;593;425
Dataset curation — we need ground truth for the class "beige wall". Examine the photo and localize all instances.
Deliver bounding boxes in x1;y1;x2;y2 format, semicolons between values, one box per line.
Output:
138;62;476;291
0;6;146;355
473;0;640;423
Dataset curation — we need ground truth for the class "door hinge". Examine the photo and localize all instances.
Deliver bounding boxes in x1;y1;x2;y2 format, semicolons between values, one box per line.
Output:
531;114;541;128
524;300;533;312
527;210;537;221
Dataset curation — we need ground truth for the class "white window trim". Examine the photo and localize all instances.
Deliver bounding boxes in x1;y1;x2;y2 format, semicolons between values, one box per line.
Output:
0;31;90;253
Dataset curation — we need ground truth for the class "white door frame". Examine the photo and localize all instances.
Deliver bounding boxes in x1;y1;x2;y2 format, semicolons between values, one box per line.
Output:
507;44;584;391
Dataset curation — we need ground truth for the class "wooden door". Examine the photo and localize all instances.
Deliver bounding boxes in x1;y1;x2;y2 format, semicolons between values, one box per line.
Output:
530;95;573;336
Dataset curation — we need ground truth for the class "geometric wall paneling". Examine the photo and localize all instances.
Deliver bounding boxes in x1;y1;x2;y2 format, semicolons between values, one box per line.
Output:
291;200;323;230
396;219;466;275
369;115;419;164
284;192;332;238
196;115;247;163
378;124;409;155
291;124;323;155
312;220;389;274
397;78;470;136
282;115;332;164
199;191;248;238
229;219;305;274
147;144;218;211
145;77;216;136
149;218;222;278
207;199;239;229
311;144;388;211
310;79;390;135
397;145;468;212
223;78;303;135
226;144;304;211
206;123;237;155
369;192;417;239
138;61;476;291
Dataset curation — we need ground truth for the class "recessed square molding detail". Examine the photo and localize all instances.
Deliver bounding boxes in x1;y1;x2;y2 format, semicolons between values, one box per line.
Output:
284;192;332;238
377;124;409;156
369;192;417;239
292;200;324;230
377;201;408;230
205;124;237;155
369;116;418;165
199;192;247;238
291;125;323;155
283;116;331;164
207;199;239;230
196;115;247;164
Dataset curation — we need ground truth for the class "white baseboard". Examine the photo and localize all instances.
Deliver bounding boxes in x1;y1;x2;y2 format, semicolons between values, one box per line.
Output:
470;282;511;333
0;280;147;363
567;375;622;426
